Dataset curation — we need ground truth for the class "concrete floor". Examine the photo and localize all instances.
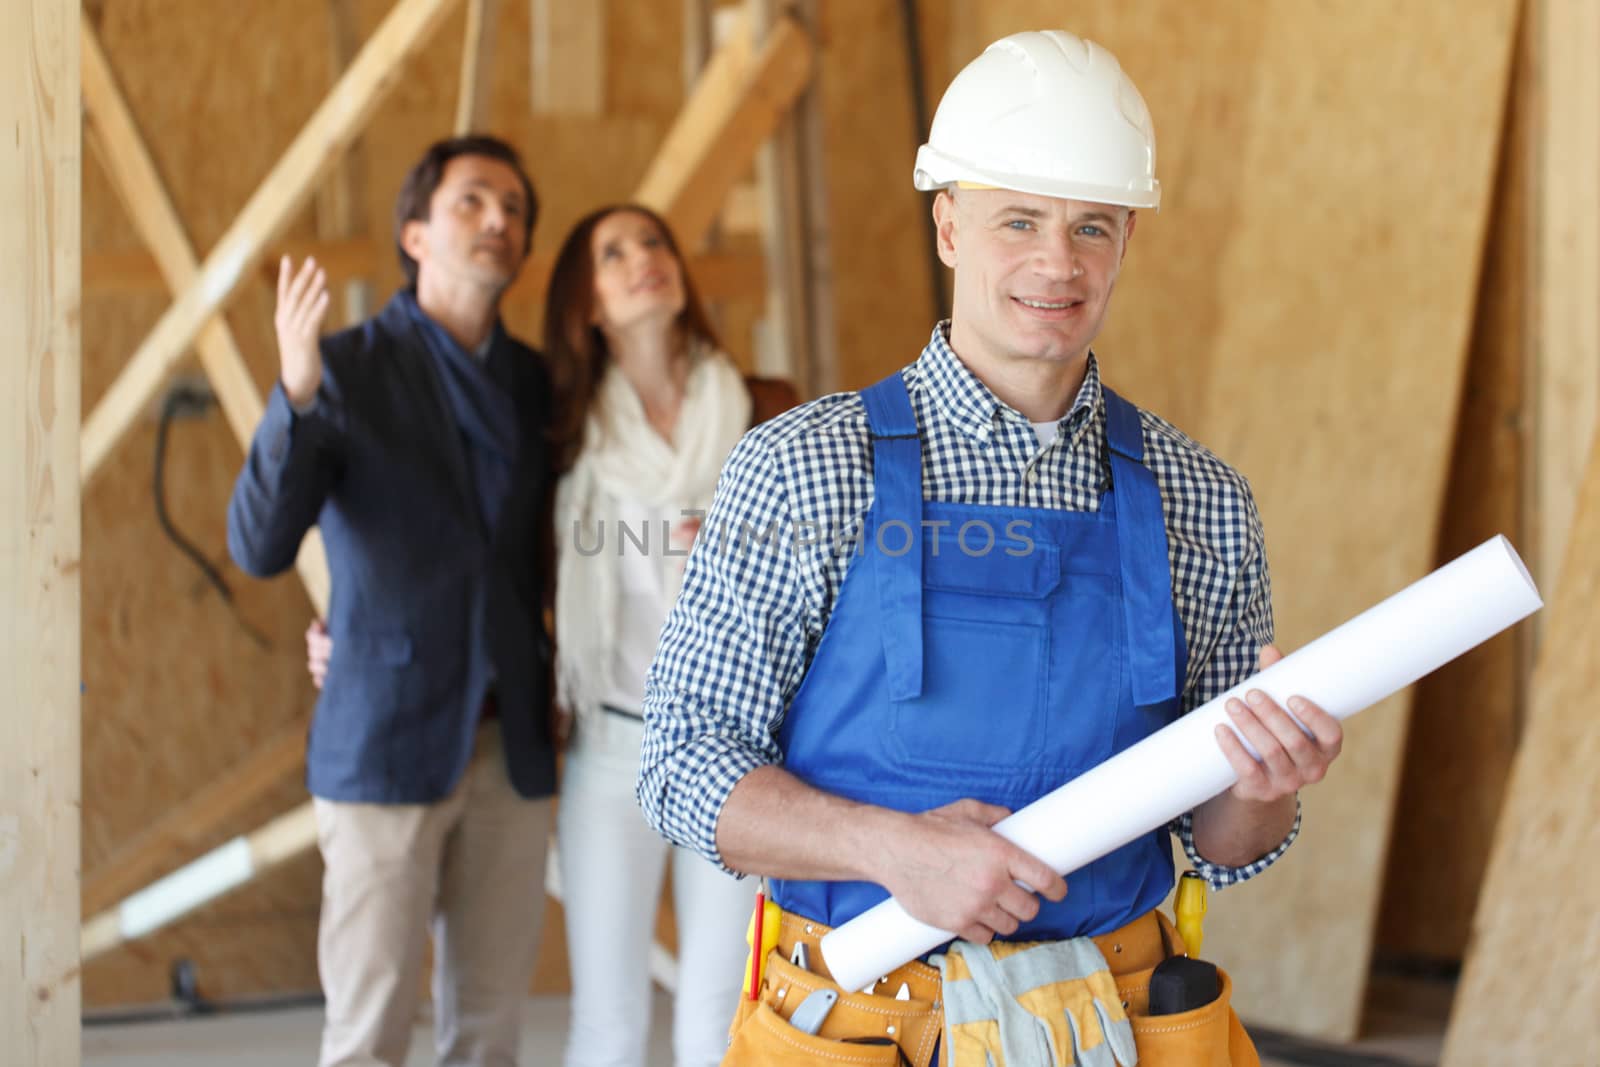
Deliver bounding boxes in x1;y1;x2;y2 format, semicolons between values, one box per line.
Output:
83;979;1447;1066
84;993;663;1067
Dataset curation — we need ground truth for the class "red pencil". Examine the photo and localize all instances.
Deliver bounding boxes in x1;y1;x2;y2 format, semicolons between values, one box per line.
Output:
748;890;766;1000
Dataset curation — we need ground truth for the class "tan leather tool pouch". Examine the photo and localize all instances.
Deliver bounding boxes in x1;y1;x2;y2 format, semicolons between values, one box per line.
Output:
722;912;940;1066
1115;962;1259;1067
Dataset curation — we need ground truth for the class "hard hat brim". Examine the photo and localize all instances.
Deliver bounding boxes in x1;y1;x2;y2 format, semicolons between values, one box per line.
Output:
913;145;1161;212
915;147;1164;212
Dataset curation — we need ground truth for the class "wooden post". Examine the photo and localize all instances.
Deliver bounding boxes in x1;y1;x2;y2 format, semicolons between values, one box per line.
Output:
455;0;500;133
1529;0;1600;599
745;0;833;395
792;29;839;399
747;0;810;382
320;0;376;328
682;0;712;100
79;0;465;484
530;0;604;115
1;0;81;1061
1374;7;1534;963
1440;428;1600;1064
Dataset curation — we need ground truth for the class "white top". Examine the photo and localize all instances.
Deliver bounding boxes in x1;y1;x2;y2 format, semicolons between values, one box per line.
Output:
603;489;689;714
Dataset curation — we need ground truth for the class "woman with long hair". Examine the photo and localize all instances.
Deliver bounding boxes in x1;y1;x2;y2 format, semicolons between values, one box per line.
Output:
542;203;759;1067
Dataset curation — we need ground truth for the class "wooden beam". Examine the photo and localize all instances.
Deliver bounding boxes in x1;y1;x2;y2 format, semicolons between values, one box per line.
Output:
80;14;333;614
1374;7;1533;963
747;0;814;383
634;11;815;249
86;238;379;292
79;0;465;484
454;0;500;133
2;0;81;1059
81;728;305;917
319;0;375;328
80;16;265;463
1440;426;1600;1064
83;802;318;962
87;242;771;304
1530;0;1600;599
530;0;604;115
681;0;713;96
791;34;837;397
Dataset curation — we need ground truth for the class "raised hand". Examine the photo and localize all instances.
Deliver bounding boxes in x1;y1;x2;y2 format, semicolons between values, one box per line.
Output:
276;256;330;408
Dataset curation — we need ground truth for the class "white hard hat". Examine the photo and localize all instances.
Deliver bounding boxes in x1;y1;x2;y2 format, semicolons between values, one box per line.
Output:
913;30;1160;210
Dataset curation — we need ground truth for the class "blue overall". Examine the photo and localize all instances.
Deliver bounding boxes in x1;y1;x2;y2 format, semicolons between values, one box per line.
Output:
771;371;1189;942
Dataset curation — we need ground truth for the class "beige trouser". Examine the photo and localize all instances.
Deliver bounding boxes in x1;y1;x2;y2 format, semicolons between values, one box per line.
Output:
313;721;553;1067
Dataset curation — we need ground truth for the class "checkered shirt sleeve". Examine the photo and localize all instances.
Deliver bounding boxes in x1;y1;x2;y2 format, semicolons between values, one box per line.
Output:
640;323;1299;887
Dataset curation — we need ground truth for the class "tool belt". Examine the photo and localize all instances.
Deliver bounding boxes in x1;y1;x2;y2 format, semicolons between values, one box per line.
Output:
722;906;1260;1066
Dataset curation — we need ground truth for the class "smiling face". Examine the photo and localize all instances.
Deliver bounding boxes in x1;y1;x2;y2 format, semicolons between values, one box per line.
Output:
589;209;687;335
935;187;1135;377
401;154;531;296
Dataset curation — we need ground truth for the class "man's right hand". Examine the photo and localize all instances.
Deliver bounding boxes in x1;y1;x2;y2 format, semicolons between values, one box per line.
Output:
877;798;1067;945
276;256;330;408
306;617;332;690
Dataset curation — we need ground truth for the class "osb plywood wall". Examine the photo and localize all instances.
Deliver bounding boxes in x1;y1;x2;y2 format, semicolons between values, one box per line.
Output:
956;0;1518;1041
1377;19;1530;964
1440;431;1600;1064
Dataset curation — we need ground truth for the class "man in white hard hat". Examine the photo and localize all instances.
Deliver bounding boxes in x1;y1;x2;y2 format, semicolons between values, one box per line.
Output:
639;30;1343;1066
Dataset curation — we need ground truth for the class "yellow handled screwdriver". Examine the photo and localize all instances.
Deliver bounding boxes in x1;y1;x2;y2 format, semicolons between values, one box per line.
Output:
1176;870;1207;957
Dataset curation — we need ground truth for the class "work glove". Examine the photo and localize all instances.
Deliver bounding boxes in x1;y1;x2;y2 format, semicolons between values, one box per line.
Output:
936;937;1137;1067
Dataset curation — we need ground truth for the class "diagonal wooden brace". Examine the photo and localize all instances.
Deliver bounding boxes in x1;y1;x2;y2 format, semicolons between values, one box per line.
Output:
80;13;333;613
79;0;465;485
636;11;815;250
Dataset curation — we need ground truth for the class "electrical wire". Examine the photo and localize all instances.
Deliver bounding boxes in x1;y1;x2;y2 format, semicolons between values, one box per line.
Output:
153;388;272;651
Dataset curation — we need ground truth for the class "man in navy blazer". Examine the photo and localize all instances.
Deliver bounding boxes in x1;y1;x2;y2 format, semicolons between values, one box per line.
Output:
228;135;556;1067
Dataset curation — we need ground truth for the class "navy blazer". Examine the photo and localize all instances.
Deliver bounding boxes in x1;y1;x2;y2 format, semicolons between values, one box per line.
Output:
228;293;557;803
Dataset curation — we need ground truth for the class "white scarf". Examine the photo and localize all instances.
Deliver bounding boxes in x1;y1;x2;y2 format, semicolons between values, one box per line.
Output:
553;344;752;728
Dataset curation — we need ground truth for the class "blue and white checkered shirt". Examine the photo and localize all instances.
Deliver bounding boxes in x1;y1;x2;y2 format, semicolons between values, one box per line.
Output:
640;323;1299;889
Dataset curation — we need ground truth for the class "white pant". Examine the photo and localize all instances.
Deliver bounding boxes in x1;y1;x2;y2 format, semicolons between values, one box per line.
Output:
557;711;752;1067
313;722;552;1067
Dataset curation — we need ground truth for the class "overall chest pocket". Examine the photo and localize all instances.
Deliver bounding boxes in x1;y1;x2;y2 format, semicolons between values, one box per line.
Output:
887;541;1061;776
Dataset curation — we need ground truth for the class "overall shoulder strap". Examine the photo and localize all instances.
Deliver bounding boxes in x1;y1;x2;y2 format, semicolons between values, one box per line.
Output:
1102;387;1180;706
859;371;925;701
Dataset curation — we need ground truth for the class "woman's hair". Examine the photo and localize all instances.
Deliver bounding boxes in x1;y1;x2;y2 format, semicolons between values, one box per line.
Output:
543;203;721;471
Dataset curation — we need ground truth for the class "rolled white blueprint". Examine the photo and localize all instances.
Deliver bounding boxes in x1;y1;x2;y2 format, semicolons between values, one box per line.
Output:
819;535;1543;992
